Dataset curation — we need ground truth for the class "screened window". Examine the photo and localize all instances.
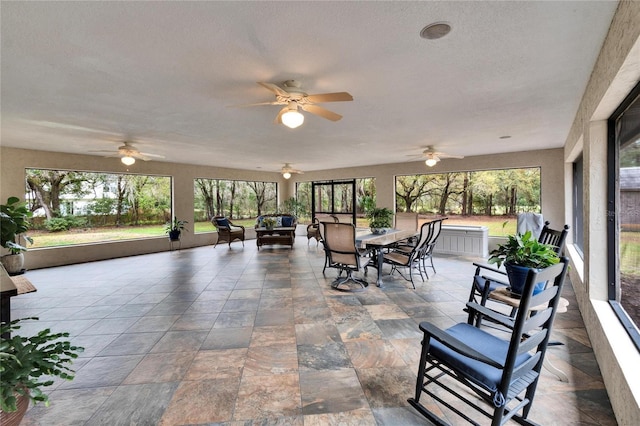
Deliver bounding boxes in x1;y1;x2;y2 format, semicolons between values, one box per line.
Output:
395;168;541;236
193;178;277;232
26;169;171;247
573;154;584;257
608;81;640;349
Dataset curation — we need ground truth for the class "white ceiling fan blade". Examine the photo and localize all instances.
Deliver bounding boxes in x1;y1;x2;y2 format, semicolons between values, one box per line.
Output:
300;104;342;121
305;92;353;103
258;82;290;97
228;101;284;108
139;152;165;159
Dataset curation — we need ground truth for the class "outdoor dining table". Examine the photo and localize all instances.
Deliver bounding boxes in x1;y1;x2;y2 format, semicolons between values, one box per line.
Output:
355;228;417;287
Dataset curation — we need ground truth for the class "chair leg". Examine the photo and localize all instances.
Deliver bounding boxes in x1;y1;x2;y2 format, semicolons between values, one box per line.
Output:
331;269;368;291
409;265;416;290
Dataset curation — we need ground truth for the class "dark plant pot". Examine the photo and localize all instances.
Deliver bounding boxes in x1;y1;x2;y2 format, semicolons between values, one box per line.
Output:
505;263;546;296
0;388;29;426
168;230;181;241
265;225;274;231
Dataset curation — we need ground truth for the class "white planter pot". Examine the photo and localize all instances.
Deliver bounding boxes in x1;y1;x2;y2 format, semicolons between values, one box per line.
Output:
1;253;24;274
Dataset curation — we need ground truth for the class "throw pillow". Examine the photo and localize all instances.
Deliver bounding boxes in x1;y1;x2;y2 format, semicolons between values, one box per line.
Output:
282;216;293;227
257;216;264;227
216;218;230;228
276;216;283;227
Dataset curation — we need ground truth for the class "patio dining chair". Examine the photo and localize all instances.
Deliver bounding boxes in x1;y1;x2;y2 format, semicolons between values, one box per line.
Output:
323;222;372;291
383;220;437;289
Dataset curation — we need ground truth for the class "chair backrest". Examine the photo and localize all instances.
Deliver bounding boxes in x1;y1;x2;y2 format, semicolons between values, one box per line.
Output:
323;222;359;267
407;220;438;260
501;257;570;390
317;217;338;241
419;218;447;256
538;221;570;254
395;212;419;233
212;216;230;229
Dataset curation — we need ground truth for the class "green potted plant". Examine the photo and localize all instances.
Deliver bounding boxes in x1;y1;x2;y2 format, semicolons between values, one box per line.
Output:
366;207;394;234
0;318;83;425
0;197;34;275
262;217;276;231
165;216;188;241
488;230;560;295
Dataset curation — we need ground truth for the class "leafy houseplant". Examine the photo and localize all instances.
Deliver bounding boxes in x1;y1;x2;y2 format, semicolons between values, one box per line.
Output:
0;197;34;274
165;217;188;241
488;230;560;295
262;217;277;230
366;207;394;234
0;318;83;423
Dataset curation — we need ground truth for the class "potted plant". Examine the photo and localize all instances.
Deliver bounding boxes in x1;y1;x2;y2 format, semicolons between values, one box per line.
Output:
0;318;83;425
0;197;34;275
366;207;394;234
488;230;560;295
165;217;188;241
262;217;276;231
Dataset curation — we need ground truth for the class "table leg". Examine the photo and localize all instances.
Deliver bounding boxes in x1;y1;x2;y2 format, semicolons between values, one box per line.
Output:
543;357;569;382
376;247;384;287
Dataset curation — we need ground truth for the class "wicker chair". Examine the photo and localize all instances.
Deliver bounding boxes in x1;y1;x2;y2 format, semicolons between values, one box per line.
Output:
211;216;245;247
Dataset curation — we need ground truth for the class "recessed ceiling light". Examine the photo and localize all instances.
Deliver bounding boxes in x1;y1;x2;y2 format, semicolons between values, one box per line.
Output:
420;22;452;40
499;135;512;139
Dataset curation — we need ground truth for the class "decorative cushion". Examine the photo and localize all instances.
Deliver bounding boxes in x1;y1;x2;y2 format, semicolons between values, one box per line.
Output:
276;216;283;227
281;216;294;227
257;216;264;227
216;218;230;228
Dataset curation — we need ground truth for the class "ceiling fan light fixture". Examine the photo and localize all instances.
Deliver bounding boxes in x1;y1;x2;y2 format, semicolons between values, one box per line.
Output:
282;171;292;179
425;154;438;167
282;109;304;129
121;156;136;166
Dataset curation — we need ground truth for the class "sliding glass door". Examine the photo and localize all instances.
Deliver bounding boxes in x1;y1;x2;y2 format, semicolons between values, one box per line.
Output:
311;180;356;224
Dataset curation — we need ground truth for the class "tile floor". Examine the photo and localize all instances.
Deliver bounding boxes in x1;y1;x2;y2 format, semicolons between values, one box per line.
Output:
11;237;615;425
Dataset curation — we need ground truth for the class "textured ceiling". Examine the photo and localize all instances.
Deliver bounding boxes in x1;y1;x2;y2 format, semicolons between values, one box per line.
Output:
1;1;618;173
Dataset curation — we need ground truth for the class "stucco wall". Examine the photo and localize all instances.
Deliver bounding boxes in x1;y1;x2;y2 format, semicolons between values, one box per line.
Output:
1;146;564;269
563;1;640;424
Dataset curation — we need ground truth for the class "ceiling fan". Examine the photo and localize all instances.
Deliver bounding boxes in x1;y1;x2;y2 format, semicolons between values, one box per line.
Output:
90;141;165;166
415;146;464;167
281;163;303;179
234;80;353;128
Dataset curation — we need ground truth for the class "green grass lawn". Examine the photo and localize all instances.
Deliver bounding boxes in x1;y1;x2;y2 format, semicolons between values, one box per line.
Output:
29;215;518;248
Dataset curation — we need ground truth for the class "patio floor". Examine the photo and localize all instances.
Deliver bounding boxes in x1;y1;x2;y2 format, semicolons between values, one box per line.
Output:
12;237;616;425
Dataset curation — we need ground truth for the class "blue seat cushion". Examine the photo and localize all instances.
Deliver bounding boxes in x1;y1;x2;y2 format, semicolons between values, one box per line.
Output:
282;216;294;227
475;276;511;297
215;218;230;228
428;323;531;394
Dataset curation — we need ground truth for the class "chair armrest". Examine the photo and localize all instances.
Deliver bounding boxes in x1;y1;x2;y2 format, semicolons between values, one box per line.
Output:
228;222;244;230
473;262;506;276
418;322;504;369
466;302;515;329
